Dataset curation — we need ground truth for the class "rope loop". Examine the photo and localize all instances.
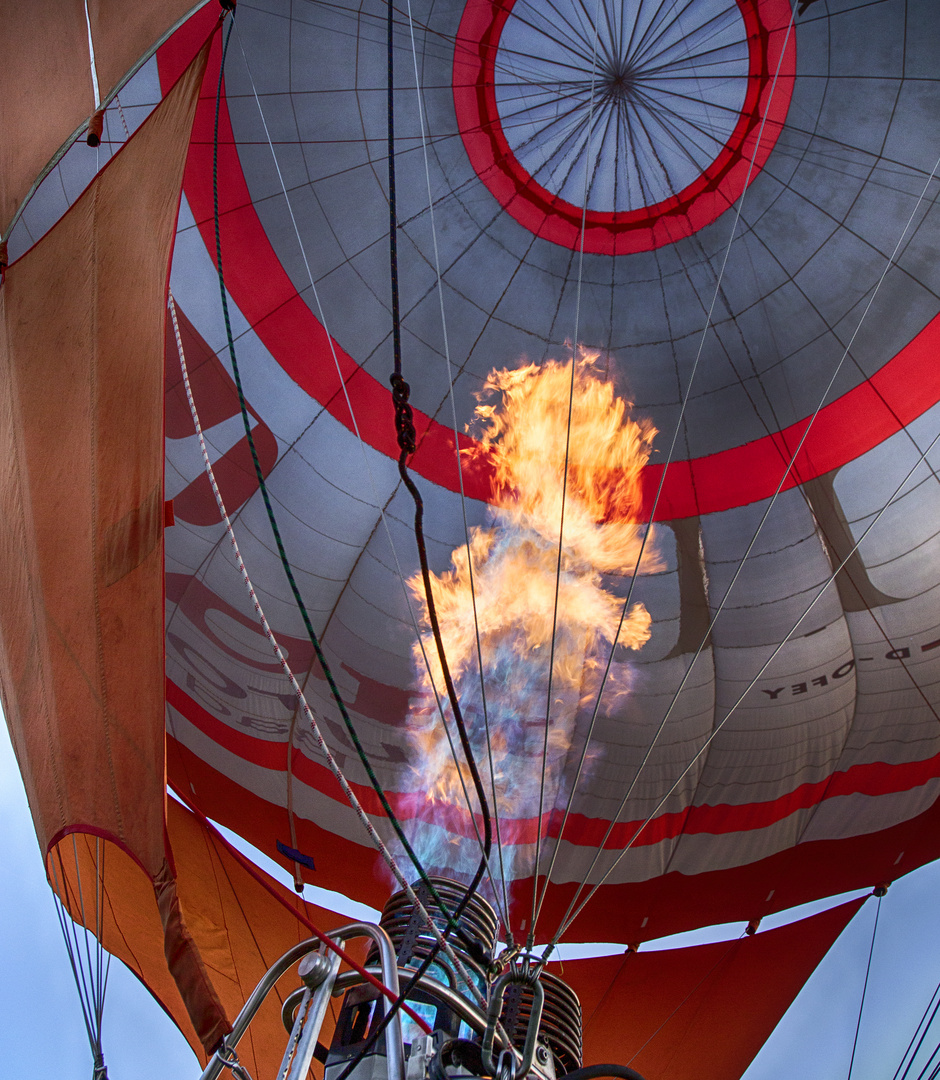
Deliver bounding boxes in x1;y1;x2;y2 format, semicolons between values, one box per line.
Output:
389;371;417;454
215;1042;255;1080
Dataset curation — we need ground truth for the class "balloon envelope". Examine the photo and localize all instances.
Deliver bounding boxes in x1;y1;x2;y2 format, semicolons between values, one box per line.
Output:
4;0;940;1075
162;0;940;942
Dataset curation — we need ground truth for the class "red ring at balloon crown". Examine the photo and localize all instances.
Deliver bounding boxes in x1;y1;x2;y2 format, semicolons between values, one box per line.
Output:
452;0;796;254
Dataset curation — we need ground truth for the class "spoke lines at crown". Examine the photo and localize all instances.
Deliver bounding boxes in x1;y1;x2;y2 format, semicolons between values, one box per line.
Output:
494;0;750;213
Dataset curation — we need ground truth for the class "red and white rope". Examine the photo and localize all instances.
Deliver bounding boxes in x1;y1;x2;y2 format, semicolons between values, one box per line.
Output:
167;291;483;1005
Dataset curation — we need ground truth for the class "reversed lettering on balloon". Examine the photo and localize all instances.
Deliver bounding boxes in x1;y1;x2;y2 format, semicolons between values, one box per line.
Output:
761;660;856;699
170;632;247;701
237;715;290;736
759;633;940;699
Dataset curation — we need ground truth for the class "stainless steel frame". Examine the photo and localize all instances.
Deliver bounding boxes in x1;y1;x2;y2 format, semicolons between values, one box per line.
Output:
198;922;406;1080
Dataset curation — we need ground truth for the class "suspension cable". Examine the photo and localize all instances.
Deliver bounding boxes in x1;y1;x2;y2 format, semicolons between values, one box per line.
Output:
529;0;606;950
48;838;111;1079
226;11;506;919
847;894;882;1080
382;1;492;886
333;2;531;1069
896;982;940;1080
545;407;940;948
543;122;940;948
402;0;512;932
171;784;436;1033
330;4;501;1072
532;0;799;939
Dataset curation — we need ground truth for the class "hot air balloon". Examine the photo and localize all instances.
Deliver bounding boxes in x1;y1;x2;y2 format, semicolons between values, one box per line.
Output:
3;0;940;1076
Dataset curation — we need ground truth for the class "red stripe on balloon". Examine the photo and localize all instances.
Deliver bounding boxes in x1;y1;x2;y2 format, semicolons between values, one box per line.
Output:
167;677;940;850
166;725;940;943
158;18;940;522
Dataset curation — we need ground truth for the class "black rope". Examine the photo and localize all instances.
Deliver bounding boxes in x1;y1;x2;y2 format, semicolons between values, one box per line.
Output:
896;982;940;1080
390;371;417;454
49;844;110;1080
380;4;492;895
382;0;493;938
210;12;464;933
918;1047;940;1080
333;3;496;1074
381;0;493;928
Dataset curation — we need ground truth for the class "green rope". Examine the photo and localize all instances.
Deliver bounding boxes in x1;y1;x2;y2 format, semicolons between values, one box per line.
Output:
209;15;472;940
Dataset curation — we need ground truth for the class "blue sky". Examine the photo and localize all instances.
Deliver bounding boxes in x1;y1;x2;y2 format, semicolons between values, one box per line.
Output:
0;720;198;1078
3;717;940;1079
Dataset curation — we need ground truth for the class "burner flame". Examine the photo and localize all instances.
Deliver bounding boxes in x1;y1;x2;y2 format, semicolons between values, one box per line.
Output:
404;352;660;886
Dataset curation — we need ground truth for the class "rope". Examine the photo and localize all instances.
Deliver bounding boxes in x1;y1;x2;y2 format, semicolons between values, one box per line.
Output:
529;0;606;949
48;840;111;1079
210;14;487;957
382;11;493;890
895;983;940;1080
847;895;882;1080
533;0;800;938
171;784;436;1033
545;402;940;946
227;8;500;912
82;0;101;109
168;288;480;1012
382;0;493;938
540;37;940;950
332;5;507;1072
402;0;511;928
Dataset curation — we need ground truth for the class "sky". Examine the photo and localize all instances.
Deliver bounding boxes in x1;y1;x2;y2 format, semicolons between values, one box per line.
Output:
3;715;940;1080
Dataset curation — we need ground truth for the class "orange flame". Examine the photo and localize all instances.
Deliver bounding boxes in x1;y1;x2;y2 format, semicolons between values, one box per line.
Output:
405;351;660;881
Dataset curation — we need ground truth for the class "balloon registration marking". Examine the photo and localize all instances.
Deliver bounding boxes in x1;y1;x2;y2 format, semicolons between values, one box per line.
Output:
404;354;662;882
454;0;796;253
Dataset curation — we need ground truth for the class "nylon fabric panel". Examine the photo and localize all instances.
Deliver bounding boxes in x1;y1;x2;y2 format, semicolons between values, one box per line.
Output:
0;0;207;232
657;491;856;875
155;0;940;947
87;1;209;103
0;38;209;874
47;804;356;1068
163;798;360;1067
167;731;389;912
169;699;940;946
524;787;936;943
0;0;89;230
0;32;234;1052
547;897;865;1080
47;832;204;1058
190;0;940;491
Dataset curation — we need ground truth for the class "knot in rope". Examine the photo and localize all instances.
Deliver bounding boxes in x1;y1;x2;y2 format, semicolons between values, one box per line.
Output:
389;371;416;455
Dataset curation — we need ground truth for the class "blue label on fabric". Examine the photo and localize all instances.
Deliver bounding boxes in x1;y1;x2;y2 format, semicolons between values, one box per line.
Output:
276;840;316;869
